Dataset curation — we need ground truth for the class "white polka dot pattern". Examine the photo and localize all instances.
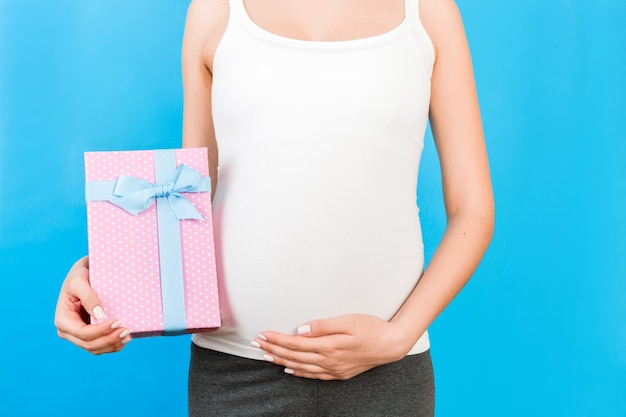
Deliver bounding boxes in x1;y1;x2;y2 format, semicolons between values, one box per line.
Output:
85;148;220;336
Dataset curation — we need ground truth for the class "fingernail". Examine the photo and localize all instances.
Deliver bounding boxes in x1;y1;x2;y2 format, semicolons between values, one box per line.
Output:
263;354;274;363
297;324;311;335
93;306;105;321
119;329;130;339
250;341;261;348
284;368;295;375
121;337;132;345
111;320;122;329
258;333;267;341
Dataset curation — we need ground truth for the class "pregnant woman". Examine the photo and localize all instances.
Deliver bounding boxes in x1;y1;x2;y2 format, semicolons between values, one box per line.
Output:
55;0;494;415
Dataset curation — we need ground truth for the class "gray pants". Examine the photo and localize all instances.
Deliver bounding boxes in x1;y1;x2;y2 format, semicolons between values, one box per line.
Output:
188;342;435;416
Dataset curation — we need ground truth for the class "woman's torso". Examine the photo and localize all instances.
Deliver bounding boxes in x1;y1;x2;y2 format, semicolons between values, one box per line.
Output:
193;0;435;359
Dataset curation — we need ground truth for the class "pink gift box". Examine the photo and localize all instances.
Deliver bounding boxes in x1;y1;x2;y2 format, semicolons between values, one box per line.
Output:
84;148;220;337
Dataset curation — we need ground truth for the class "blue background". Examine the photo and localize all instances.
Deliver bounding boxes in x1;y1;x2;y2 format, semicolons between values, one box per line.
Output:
1;0;624;416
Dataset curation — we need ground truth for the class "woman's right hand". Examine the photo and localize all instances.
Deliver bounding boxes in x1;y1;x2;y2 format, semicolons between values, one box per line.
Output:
54;256;131;354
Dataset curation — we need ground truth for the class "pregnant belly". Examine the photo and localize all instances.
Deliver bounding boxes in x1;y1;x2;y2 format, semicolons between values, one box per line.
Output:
212;200;425;340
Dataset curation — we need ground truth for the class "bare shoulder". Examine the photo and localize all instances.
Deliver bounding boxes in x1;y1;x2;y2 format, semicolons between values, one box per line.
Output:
186;0;229;31
418;0;467;57
183;0;229;70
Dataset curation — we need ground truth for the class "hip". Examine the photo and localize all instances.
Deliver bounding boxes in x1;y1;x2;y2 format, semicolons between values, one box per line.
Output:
188;342;435;417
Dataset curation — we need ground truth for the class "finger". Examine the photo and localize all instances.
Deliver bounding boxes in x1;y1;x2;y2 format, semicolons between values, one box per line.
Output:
258;331;352;356
55;287;122;341
254;335;354;378
57;318;123;342
251;334;329;371
285;368;339;381
259;342;322;367
58;325;132;355
287;363;362;381
275;355;327;376
257;332;321;353
77;319;127;342
295;317;353;338
272;352;330;378
266;343;357;378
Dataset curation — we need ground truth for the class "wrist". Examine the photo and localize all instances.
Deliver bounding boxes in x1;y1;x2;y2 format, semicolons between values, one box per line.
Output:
389;314;429;355
384;321;419;361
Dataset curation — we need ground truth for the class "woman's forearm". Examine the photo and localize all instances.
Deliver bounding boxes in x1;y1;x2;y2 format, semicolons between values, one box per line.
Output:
391;208;495;354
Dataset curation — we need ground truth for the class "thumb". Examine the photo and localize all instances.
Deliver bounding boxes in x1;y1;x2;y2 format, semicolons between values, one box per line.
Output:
296;316;350;337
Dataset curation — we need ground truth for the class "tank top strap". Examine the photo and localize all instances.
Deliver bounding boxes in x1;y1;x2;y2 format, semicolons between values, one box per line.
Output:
404;0;420;25
227;0;246;23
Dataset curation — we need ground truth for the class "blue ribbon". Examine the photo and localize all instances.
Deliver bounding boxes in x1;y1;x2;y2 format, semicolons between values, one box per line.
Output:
86;163;211;220
85;149;211;335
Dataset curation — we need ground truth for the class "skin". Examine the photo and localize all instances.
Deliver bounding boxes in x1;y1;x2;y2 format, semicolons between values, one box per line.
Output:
55;256;132;354
55;0;494;380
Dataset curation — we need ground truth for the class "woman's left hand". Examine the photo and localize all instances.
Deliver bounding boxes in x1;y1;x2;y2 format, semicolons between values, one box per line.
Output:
252;314;409;380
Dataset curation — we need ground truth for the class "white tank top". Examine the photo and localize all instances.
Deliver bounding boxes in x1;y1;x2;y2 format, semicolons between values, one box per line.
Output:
193;0;435;359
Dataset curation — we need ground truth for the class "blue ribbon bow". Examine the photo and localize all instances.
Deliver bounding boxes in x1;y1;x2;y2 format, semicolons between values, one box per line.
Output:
111;164;210;220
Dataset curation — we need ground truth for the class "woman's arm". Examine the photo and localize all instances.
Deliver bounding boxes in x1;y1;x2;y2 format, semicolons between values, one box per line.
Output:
254;0;494;380
53;0;227;354
389;0;494;353
181;0;228;193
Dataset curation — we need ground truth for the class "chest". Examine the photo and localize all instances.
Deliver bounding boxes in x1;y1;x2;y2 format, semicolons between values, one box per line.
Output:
242;0;406;42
